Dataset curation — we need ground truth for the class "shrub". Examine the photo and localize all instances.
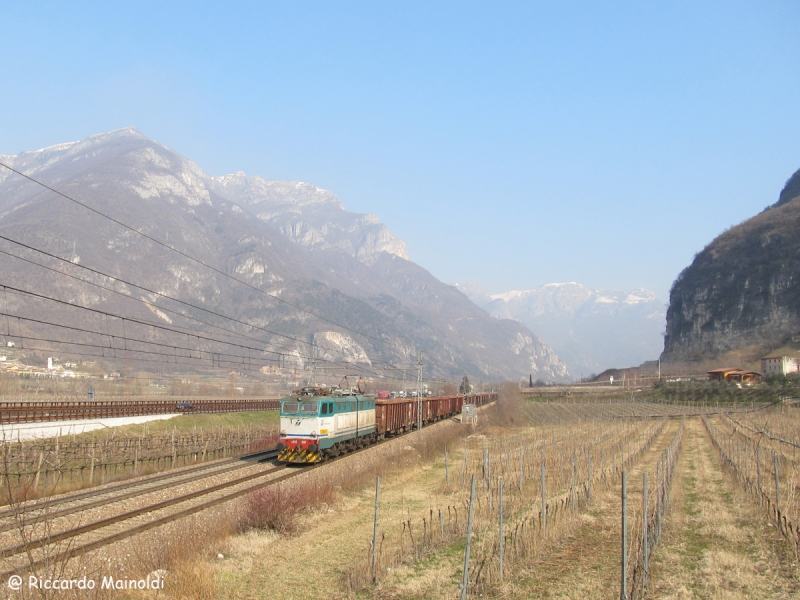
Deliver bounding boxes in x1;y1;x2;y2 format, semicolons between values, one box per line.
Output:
243;480;335;534
485;383;527;426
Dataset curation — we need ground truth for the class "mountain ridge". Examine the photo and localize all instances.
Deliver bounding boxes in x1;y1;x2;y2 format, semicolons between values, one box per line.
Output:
458;281;664;377
0;128;569;383
662;168;800;363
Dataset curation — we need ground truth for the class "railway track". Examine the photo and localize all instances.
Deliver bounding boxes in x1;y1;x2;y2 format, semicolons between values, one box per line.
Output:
0;447;289;577
0;448;278;533
0;412;476;579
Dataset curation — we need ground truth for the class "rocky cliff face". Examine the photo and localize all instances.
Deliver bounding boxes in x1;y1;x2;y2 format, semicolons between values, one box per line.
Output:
0;128;568;382
662;171;800;362
206;175;410;265
458;282;665;376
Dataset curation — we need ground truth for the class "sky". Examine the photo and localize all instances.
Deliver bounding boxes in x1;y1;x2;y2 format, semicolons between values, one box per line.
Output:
2;1;799;302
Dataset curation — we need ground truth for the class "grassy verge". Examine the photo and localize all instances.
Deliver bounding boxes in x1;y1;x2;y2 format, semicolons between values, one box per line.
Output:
67;409;280;439
647;419;798;598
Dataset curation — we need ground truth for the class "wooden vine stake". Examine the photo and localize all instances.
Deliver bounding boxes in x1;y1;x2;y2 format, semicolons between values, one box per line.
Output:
621;471;627;600
461;474;476;600
541;445;547;539
499;479;505;581
642;471;649;578
372;476;380;584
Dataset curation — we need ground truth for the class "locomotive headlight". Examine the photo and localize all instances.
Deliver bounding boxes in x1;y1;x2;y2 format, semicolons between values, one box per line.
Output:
280;430;287;436
310;431;317;439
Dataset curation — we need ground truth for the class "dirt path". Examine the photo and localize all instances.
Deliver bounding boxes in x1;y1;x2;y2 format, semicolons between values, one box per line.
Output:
647;418;799;599
502;419;682;599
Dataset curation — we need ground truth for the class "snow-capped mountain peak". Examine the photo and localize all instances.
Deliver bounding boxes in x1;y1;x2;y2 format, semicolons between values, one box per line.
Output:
456;281;666;376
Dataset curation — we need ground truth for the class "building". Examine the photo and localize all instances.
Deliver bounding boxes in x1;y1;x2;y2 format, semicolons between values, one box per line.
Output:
707;368;762;384
761;354;800;376
707;368;741;382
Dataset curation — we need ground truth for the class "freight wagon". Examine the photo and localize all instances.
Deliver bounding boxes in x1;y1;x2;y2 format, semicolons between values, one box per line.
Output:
277;388;496;463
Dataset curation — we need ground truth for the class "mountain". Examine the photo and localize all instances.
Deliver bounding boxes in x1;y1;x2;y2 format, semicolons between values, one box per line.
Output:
662;168;800;363
457;282;665;377
0;128;569;383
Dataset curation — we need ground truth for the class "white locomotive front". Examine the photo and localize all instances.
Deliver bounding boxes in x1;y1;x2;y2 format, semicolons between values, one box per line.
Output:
277;387;376;463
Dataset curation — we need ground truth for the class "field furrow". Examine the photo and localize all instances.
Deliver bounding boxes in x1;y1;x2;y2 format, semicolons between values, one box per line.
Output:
500;419;681;598
648;418;799;599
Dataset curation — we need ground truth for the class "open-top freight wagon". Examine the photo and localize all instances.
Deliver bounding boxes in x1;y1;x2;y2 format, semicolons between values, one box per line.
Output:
277;387;496;463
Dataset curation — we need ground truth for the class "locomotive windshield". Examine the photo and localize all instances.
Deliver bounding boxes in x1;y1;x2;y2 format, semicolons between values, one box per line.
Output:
300;401;319;414
282;401;299;414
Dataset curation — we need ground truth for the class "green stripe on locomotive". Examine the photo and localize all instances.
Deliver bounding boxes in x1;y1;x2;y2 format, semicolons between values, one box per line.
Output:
279;395;376;416
280;394;377;450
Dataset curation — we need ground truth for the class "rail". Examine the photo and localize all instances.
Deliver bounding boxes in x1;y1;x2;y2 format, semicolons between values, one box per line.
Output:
0;393;497;425
0;394;498;579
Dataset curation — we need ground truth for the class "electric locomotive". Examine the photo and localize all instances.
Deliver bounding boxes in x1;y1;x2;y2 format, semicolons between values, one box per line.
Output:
277;386;377;463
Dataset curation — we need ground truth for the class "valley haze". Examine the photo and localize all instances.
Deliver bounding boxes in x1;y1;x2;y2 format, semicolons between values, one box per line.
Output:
458;282;665;377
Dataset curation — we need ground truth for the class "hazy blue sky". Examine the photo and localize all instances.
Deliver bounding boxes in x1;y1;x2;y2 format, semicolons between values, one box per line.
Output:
2;1;799;301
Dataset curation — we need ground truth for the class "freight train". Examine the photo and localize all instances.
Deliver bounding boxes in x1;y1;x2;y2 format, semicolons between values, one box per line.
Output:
276;386;496;463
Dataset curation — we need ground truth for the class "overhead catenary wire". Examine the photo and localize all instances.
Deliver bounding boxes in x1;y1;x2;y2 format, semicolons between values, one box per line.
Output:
4;330;252;366
3;325;385;380
0;286;297;360
0;306;387;381
0;280;339;364
8;343;311;376
0;162;410;352
0;281;390;379
0;237;376;360
3;328;442;390
0;248;393;381
0;240;414;381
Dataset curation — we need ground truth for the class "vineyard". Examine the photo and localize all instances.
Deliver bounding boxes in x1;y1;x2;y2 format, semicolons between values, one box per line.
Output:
346;416;680;596
209;397;800;599
522;399;712;423
704;410;800;556
1;396;798;599
1;423;278;502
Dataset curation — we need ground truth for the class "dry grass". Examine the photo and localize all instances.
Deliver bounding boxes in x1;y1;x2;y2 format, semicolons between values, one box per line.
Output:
0;497;242;598
150;560;218;600
23;397;798;599
339;414;669;598
208;410;494;600
648;419;799;599
483;383;529;427
486;420;679;599
710;409;800;535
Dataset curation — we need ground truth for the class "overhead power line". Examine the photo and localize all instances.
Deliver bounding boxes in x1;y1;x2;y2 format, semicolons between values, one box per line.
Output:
0;162;409;352
0;235;363;360
3;320;385;380
0;289;387;381
0;237;408;377
10;343;302;376
0;246;297;348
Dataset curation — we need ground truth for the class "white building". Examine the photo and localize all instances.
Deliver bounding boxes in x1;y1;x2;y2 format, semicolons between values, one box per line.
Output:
761;355;800;376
